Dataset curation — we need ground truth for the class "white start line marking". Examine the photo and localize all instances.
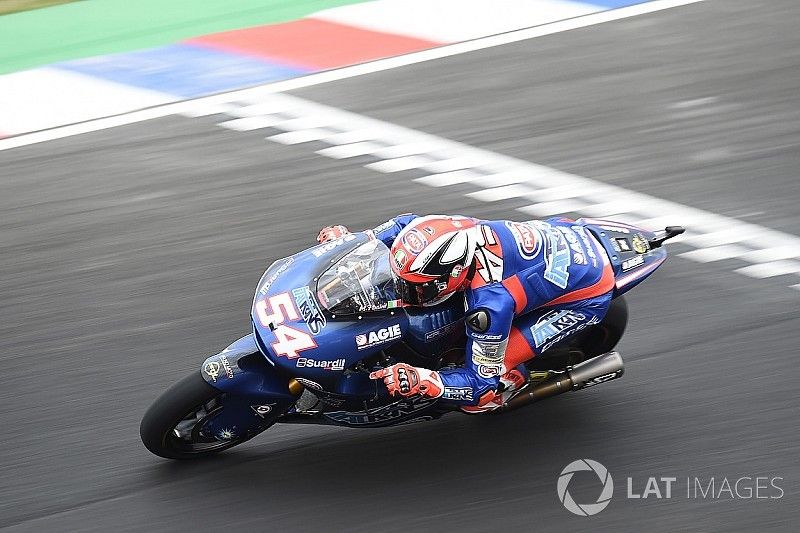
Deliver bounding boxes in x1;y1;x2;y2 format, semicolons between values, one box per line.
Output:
193;91;800;291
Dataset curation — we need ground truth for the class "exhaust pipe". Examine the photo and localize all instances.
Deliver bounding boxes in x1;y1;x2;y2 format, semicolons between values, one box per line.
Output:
502;351;624;411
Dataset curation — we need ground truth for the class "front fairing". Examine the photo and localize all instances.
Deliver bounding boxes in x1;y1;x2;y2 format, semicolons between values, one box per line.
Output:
251;233;410;395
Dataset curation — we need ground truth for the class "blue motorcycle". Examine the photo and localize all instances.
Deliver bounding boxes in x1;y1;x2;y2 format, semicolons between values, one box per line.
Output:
140;219;683;459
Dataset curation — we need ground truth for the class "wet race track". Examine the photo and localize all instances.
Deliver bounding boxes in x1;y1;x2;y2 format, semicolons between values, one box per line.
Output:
1;1;799;531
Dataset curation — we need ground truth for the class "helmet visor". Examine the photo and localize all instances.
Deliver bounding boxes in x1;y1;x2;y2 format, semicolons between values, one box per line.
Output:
393;275;444;306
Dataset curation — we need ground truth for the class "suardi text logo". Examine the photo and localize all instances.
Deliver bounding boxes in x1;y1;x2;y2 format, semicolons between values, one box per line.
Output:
557;459;614;516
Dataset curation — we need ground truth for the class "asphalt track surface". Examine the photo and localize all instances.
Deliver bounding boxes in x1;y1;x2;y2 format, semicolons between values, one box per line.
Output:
1;0;799;531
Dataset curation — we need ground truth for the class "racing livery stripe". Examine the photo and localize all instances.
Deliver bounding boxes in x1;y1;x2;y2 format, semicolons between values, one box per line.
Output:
543;261;616;307
186;18;442;70
501;275;528;314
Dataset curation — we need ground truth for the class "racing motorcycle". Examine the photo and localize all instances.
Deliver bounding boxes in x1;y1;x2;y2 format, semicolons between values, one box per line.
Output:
140;218;683;459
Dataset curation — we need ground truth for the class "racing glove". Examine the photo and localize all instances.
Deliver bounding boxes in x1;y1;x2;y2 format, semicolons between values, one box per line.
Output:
317;225;350;243
369;363;444;398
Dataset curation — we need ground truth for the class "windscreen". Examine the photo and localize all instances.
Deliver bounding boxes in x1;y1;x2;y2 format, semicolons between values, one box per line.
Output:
316;239;401;315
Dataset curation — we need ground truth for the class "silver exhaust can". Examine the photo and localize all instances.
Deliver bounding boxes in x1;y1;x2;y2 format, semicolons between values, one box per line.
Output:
568;351;625;390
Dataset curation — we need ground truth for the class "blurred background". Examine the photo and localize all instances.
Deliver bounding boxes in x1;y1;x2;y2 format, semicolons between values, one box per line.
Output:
1;0;798;531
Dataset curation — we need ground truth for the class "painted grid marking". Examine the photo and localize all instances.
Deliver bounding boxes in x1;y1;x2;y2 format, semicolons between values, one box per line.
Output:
193;92;800;291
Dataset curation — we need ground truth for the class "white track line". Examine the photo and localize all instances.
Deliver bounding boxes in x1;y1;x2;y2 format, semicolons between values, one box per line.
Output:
194;91;800;291
0;0;704;152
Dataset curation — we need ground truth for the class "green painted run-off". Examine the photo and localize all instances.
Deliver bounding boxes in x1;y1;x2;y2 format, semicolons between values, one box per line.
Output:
0;0;365;75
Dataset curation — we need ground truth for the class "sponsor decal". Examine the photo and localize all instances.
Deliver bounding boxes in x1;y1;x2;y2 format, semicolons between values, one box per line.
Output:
259;257;294;295
577;371;623;389
632;233;650;254
531;311;600;353
203;361;221;382
471;339;507;366
535;221;572;289
615;237;631;252
296;357;346;371
220;354;234;379
575;224;608;265
506;221;542;259
393;249;407;269
324;396;435;426
621;255;645;271
451;264;465;278
558;226;593;266
599;224;630;234
292;286;326;335
311;233;357;258
470;332;503;341
251;404;274;418
478;364;502;378
402;229;428;254
355;324;402;350
424;321;459;342
466;309;490;333
442;387;474;401
532;310;588;348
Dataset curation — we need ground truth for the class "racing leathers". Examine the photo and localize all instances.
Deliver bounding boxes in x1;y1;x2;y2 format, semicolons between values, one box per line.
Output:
328;214;616;411
322;214;614;412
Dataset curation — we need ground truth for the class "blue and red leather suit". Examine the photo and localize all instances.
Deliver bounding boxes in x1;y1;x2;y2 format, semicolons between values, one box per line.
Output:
370;214;616;407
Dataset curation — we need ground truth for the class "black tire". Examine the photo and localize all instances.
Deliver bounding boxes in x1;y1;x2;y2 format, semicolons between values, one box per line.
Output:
140;372;255;460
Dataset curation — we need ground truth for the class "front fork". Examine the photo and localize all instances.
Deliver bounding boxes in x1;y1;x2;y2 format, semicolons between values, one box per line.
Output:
200;334;301;440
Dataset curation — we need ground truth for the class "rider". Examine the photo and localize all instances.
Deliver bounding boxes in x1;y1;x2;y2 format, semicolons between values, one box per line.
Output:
317;214;615;412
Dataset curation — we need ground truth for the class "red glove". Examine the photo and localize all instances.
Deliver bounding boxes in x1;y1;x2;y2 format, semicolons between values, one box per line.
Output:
317;225;350;243
369;363;444;398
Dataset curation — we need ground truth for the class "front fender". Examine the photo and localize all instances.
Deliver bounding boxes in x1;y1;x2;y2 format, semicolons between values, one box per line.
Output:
201;334;298;401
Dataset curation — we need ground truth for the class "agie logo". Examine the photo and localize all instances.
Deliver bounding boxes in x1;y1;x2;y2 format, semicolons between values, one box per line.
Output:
356;324;402;350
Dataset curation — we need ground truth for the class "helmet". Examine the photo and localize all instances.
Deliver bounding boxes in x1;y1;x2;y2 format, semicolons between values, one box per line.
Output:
389;215;478;306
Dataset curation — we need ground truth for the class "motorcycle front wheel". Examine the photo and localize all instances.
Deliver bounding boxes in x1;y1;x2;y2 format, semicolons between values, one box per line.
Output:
140;372;263;460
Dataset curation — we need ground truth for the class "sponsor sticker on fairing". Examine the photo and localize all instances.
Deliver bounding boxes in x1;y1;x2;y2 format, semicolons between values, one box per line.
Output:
204;361;221;382
632;233;650;254
622;255;645;271
355;324;402;350
258;257;294;295
220;354;235;379
296;357;346;371
292;286;326;335
311;233;357;258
